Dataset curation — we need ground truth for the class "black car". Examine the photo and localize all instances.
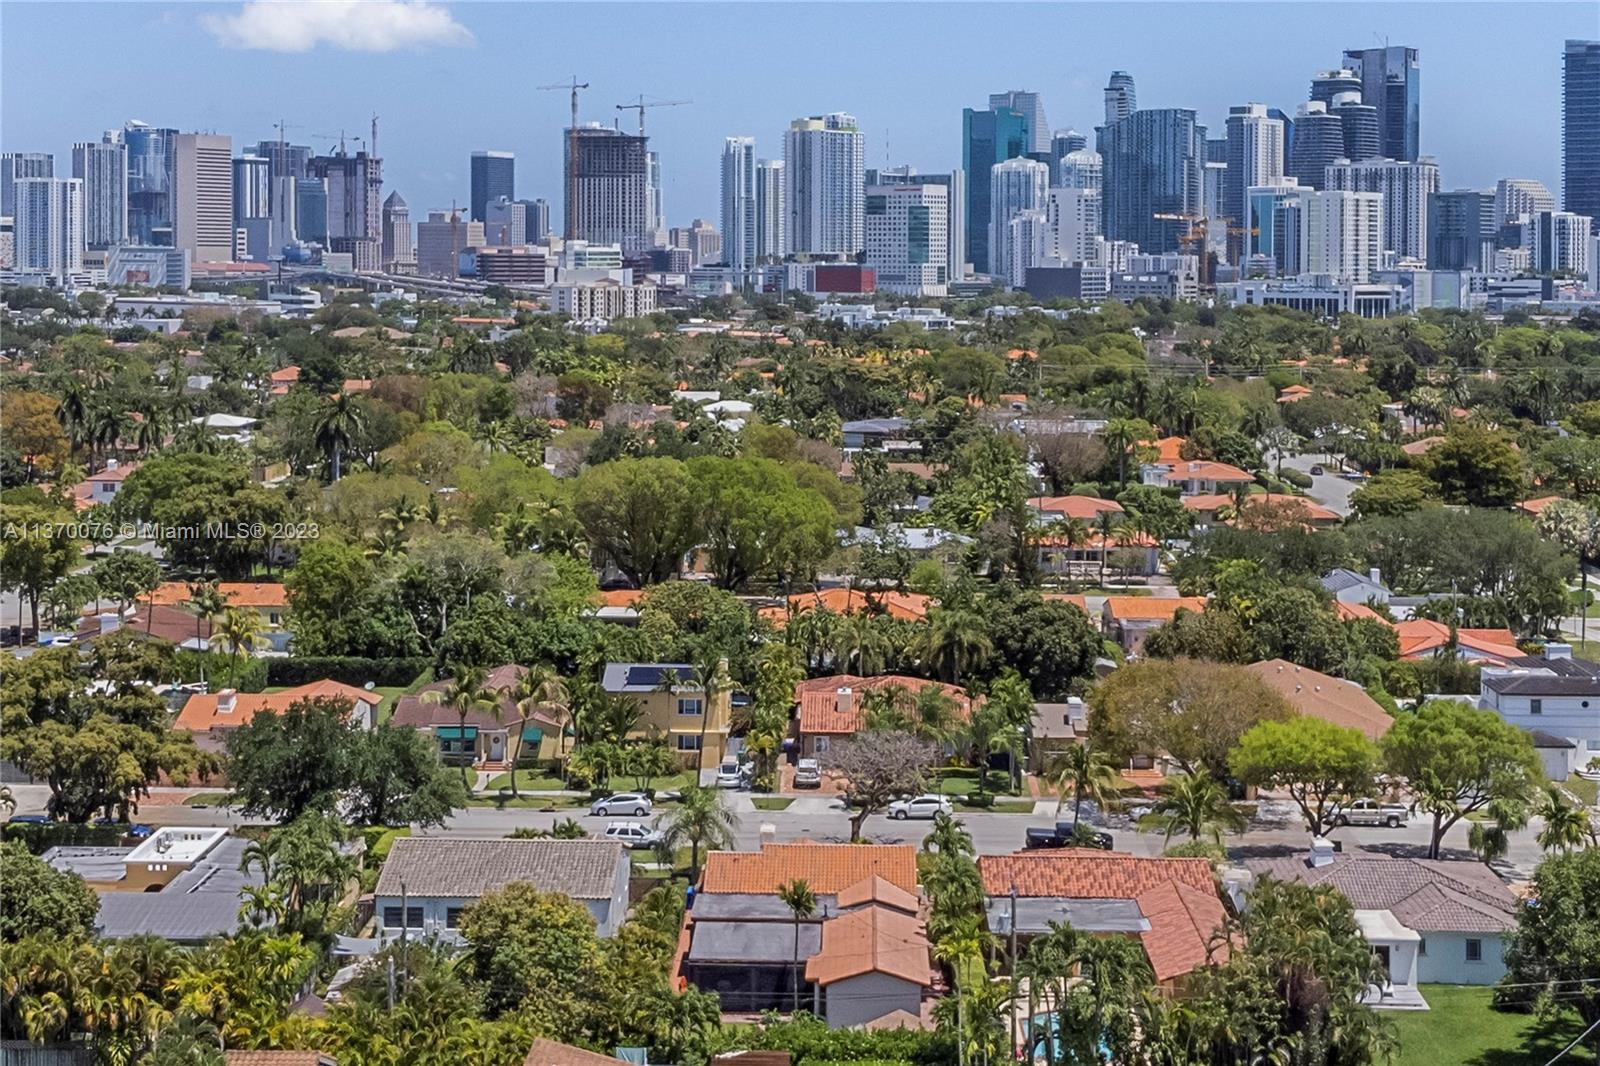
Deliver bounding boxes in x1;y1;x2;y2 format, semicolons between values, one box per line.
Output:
1024;820;1114;850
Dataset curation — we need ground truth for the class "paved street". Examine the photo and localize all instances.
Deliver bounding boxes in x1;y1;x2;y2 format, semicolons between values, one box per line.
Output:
1281;453;1358;517
8;785;1554;881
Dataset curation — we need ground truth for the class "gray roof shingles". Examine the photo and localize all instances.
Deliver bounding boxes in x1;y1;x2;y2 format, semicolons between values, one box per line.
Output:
1242;854;1517;934
374;837;625;900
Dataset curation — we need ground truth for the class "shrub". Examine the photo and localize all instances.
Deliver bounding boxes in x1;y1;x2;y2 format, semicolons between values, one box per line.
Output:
265;656;429;688
1279;468;1313;489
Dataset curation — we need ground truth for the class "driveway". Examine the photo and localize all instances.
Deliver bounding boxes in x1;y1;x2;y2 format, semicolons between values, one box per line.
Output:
1280;454;1358;518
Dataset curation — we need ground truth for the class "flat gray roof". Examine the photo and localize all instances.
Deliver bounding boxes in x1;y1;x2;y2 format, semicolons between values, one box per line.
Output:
688;920;823;964
984;897;1149;936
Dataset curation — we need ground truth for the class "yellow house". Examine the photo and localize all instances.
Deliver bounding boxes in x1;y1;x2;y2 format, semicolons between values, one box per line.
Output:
600;662;733;772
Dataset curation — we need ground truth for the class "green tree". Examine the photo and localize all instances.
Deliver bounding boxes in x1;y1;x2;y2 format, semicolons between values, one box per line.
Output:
916;606;993;684
572;458;699;586
1050;745;1123;828
0;841;98;942
1349;468;1436;518
657;783;737;880
346;722;467;828
1230;717;1379;833
509;665;568;797
1417;425;1526;508
423;666;499;789
1139;771;1246;846
776;878;816;1014
238;810;357;937
215;606;265;688
1533;786;1593;852
313;390;366;482
457;882;603;1021
223;696;360;822
89;549;162;620
687;456;840;590
1381;700;1543;859
0;502;80;632
1500;849;1600;1037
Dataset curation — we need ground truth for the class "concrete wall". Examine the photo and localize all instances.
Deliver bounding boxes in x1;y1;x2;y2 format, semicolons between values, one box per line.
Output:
1416;932;1508;985
822;972;922;1030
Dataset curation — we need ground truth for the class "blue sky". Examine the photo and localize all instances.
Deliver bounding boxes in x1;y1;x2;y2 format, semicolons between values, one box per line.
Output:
2;1;1592;225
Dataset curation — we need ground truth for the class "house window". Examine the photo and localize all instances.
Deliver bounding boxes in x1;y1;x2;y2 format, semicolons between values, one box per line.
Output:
383;906;424;929
382;906;401;928
445;907;463;929
677;697;704;716
1465;939;1483;962
1530;699;1543;715
1417;938;1427;957
676;735;702;751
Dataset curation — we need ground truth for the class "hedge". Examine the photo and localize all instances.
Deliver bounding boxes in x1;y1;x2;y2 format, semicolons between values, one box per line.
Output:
1280;468;1314;489
2;822;127;854
265;657;430;688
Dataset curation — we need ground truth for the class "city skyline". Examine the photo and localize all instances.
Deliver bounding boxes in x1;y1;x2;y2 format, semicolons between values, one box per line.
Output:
2;1;1593;228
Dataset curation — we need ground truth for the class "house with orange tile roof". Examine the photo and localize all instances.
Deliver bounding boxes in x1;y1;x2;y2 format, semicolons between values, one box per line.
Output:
1029;494;1123;522
1276;384;1313;403
979;852;1228;991
267;365;300;396
1392;619;1522;664
1101;596;1208;655
1400;436;1444;457
1143;436;1187;465
1143;458;1255;496
176;681;384;751
145;582;288;626
71;459;140;512
793;674;972;757
1244;660;1394;739
677;843;929;1025
1183;493;1341;530
1334;601;1388;623
758;588;935;628
1516;495;1564;517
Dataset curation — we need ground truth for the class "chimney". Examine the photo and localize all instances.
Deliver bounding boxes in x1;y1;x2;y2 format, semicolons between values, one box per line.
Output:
1369;567;1382;585
217;689;238;713
1545;643;1573;660
836;686;853;714
1308;836;1337;868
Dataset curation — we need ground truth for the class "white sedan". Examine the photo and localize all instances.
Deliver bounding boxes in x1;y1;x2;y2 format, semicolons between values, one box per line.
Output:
887;794;954;820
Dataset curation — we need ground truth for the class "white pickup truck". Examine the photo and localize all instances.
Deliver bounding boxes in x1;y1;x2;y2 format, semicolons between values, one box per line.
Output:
1328;800;1408;828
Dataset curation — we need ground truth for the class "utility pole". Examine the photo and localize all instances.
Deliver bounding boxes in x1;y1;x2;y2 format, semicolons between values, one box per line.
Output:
398;880;409;997
538;75;589;240
1008;882;1019;1060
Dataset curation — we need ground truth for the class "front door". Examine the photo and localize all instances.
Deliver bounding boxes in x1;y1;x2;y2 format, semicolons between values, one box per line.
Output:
1373;946;1391;985
488;731;506;762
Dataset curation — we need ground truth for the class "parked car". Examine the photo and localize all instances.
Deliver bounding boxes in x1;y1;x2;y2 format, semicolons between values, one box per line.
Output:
93;819;153;838
887;794;954;820
1025;820;1114;850
714;758;747;789
602;821;663;849
1341;470;1368;482
793;758;822;788
590;792;653;817
1328;799;1408;828
6;814;50;825
1309;465;1325;476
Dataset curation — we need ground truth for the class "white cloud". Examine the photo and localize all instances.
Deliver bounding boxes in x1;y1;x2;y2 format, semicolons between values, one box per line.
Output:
204;0;473;53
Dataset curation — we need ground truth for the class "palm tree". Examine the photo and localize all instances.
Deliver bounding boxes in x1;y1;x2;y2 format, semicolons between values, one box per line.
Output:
1093;510;1123;590
1139;772;1246;847
917;608;994;685
1051;746;1122;827
776;879;817;1015
1101;418;1153;489
312;391;364;482
509;666;567;798
1468;798;1529;867
215;607;264;688
924;811;974;857
187;583;228;687
423;666;500;789
1537;501;1600;644
1534;787;1592;852
1052;517;1090;589
657;784;736;881
691;656;732;776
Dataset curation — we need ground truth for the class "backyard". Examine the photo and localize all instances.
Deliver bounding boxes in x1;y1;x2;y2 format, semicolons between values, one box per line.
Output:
1390;986;1588;1066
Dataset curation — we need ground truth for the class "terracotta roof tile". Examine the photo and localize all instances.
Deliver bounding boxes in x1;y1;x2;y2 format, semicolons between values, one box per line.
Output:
175;681;381;733
1134;880;1230;982
224;1053;334;1066
979;852;1215;900
700;843;918;895
1244;659;1394;739
805;904;931;987
1103;596;1207;622
145;582;287;609
523;1038;629;1066
1030;495;1124;520
795;675;971;736
836;874;921;914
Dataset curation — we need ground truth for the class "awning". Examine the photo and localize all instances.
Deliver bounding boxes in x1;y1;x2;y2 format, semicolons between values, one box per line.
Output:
521;726;544;743
435;726;479;740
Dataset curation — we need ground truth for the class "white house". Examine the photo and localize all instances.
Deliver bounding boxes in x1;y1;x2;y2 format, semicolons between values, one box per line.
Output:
372;838;630;943
1478;645;1600;777
1320;567;1392;607
1233;842;1520;1010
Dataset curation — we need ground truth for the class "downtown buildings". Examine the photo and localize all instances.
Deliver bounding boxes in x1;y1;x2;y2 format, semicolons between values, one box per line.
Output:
470;151;515;223
14;176;83;282
72;136;127;250
962;103;1031;274
1565;39;1599;226
1098;108;1206;255
784;113;864;258
864;181;949;296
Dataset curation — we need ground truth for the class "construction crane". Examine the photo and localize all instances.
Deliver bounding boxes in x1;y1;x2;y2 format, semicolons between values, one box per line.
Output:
614;95;691;137
1152;211;1212;286
537;76;589;240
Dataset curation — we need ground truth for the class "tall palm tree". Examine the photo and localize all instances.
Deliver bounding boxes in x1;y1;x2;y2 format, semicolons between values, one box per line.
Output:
691;656;732;776
1534;787;1593;852
1051;745;1122;827
423;666;500;789
1468;798;1529;867
215;608;264;688
917;608;993;685
1052;517;1090;589
776;879;816;1015
1139;772;1246;847
509;666;567;798
1093;510;1123;589
312;391;364;482
188;584;228;686
658;784;736;881
924;811;974;857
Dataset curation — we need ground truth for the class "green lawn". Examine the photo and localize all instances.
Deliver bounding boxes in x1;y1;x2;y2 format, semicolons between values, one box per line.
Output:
480;770;699;794
931;767;1019;798
1390;985;1587;1066
751;797;795;811
464;794;588;809
1566;774;1598;807
956;798;1035;814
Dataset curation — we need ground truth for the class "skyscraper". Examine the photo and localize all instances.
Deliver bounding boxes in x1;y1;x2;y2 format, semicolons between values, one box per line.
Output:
232;155;270;230
123;123;177;245
310;148;383;268
989;157;1049;284
867;165;966;282
1523;209;1594;274
1331;95;1381;161
783;113;864;257
1297;188;1382;281
991;90;1050;154
14;177;83;282
1563;40;1599;225
755;159;785;261
721;137;757;271
962;105;1030;273
864;182;948;296
1287;102;1345;189
1244;181;1305;272
566;125;651;253
484;196;527;246
72;137;128;250
1342;46;1421;161
295;178;328;244
1104;72;1137;126
1046;186;1101;264
253;140;311;184
1;152;54;217
174;133;233;263
1324;156;1440;261
470;151;515;222
1058;150;1102;191
646;150;665;237
1052;129;1089;159
1098;108;1206;254
1427;189;1495;270
381;190;413;270
1495;178;1557;227
1310;69;1364;107
527;198;551;243
1224;103;1285;257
